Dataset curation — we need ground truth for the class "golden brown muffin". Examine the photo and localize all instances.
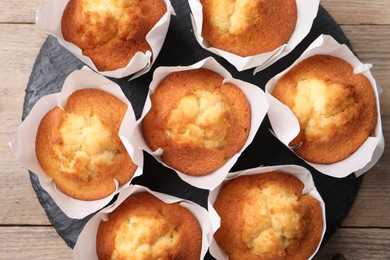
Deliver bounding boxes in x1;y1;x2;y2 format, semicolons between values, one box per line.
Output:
272;55;377;164
61;0;166;71
201;0;297;57
213;172;323;260
35;88;137;200
96;192;202;260
142;69;251;176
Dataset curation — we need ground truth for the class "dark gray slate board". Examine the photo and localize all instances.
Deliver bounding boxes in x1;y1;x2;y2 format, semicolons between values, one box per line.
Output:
23;1;362;259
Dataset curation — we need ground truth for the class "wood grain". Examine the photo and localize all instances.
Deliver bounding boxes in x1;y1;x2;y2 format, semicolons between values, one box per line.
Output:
314;228;390;259
0;0;47;23
0;226;72;259
1;25;389;226
1;0;390;24
1;227;389;259
341;25;390;114
0;24;48;225
321;0;390;25
0;0;389;258
341;151;390;227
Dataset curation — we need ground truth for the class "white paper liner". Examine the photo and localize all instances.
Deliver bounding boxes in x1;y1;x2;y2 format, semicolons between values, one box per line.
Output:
264;34;385;178
123;57;269;190
73;185;215;260
208;165;327;260
9;68;144;219
189;0;319;72
36;0;174;79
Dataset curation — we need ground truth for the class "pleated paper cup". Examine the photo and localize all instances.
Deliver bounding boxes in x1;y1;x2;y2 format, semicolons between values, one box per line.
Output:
208;165;326;260
9;68;143;218
124;57;269;190
189;0;319;72
74;185;215;260
36;0;174;79
264;34;384;178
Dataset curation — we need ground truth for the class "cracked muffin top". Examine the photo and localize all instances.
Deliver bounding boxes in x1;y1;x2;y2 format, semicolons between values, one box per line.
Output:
213;172;323;260
61;0;166;71
200;0;297;56
35;88;137;200
96;192;202;260
142;68;251;176
272;55;377;164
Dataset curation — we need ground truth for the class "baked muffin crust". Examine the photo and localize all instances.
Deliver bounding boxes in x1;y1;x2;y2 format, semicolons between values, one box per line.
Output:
201;0;297;56
213;172;323;260
96;192;202;260
142;69;251;175
272;55;377;164
61;0;166;71
35;88;137;200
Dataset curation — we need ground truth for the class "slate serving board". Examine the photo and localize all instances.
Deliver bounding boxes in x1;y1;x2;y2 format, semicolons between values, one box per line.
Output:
23;1;363;258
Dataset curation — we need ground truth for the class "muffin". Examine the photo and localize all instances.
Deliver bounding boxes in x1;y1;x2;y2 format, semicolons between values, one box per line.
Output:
213;172;323;260
61;0;166;71
96;192;202;260
200;0;297;56
35;88;137;200
142;68;251;176
272;55;377;164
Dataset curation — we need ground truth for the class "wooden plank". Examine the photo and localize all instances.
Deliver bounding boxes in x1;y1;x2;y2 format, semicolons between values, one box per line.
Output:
0;24;49;225
0;24;389;227
1;0;390;25
315;228;390;259
0;0;389;259
0;226;72;259
0;153;50;225
341;25;390;114
337;122;390;228
321;0;390;25
336;27;390;228
0;0;46;23
0;24;46;135
341;148;390;227
0;226;389;259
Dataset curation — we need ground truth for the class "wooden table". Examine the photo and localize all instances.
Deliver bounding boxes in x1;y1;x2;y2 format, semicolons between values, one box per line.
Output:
0;0;389;259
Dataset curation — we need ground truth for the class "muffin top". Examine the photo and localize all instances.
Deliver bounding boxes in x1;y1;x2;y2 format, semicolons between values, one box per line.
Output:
35;88;137;200
61;0;166;71
213;172;323;260
201;0;297;56
165;88;232;150
272;55;377;163
96;192;202;260
142;68;251;175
